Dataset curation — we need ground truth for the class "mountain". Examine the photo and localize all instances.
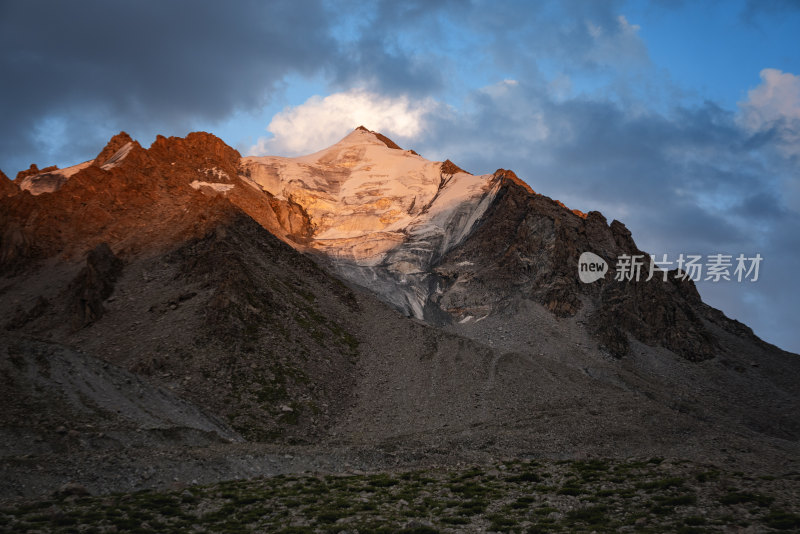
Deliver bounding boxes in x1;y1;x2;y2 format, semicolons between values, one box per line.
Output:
1;128;799;500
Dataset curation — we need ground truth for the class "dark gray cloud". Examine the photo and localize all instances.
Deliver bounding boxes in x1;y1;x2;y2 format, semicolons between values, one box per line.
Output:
0;0;458;173
732;191;787;221
0;0;345;172
0;0;650;174
324;0;467;96
333;34;446;97
456;0;649;75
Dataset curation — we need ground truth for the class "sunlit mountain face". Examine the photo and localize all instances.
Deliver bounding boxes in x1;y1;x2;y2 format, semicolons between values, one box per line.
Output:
243;126;503;319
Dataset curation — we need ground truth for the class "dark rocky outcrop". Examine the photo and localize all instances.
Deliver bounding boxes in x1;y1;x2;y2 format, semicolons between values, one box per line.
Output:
0;220;31;267
5;296;49;331
15;163;58;181
355;125;403;150
69;243;123;328
441;159;469;175
436;170;719;360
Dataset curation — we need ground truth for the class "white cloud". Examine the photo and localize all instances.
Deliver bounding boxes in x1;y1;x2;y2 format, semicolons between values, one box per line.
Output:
250;89;435;156
738;69;800;213
585;14;648;67
479;79;520;98
739;68;800;152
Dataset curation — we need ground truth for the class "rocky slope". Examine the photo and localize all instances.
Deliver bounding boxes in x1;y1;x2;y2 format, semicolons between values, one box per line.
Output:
1;129;799;502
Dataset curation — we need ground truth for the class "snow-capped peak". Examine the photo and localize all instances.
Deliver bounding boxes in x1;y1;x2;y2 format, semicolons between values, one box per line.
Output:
241;128;501;319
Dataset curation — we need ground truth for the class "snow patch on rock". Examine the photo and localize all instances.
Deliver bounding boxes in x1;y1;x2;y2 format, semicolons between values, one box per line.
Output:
200;167;230;181
190;181;235;193
100;142;133;170
16;161;93;195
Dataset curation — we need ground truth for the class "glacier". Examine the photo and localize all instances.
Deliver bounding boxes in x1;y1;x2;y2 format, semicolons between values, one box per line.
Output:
241;128;501;320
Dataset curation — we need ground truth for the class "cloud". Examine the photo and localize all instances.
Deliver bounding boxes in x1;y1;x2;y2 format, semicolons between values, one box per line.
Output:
0;0;458;174
0;0;652;175
250;89;436;156
740;68;800;126
0;0;350;173
584;15;648;67
738;69;800;216
454;0;649;76
739;68;800;156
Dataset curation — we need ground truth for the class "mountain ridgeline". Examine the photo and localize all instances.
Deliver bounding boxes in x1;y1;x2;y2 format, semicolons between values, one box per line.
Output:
1;128;763;360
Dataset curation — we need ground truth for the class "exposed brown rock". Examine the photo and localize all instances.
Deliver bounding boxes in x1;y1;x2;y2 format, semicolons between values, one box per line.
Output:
355;125;404;150
268;195;314;243
0;169;18;197
441;159;470;175
148;131;240;170
15;164;42;180
495;168;534;194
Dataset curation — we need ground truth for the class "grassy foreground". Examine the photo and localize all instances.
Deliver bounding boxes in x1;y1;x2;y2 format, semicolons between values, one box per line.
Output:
2;457;799;533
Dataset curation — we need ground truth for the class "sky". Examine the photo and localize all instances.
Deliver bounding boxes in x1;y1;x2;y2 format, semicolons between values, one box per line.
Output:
2;0;799;353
